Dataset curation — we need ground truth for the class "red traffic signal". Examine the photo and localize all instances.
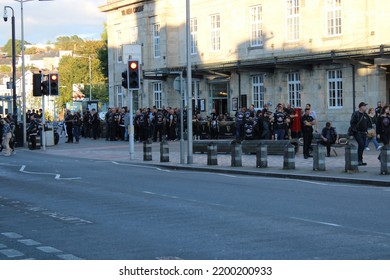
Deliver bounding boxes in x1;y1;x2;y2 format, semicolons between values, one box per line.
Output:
49;73;59;95
128;60;140;89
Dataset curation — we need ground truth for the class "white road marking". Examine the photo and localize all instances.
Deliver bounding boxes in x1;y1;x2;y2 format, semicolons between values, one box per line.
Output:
291;217;341;227
0;249;24;258
18;239;41;246
36;246;62;253
143;191;156;195
2;232;23;239
217;174;237;178
57;254;83;260
19;165;82;180
295;180;329;186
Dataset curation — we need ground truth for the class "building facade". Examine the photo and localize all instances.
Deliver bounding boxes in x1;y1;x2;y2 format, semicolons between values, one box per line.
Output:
100;0;390;131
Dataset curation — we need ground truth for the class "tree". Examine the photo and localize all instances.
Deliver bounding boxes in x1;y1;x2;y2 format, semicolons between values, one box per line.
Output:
2;39;23;56
57;38;108;106
55;35;85;51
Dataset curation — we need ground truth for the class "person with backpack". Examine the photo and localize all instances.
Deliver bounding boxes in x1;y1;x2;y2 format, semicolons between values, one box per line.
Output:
320;122;338;157
350;102;370;166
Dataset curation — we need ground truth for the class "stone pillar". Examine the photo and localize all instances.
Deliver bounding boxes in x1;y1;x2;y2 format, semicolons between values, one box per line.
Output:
345;144;359;173
283;143;295;170
231;141;242;167
313;144;326;171
143;140;152;161
256;143;268;168
380;145;390;175
207;142;218;166
160;140;169;163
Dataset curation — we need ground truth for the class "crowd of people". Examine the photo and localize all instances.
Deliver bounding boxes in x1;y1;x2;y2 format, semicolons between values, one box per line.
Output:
2;100;390;163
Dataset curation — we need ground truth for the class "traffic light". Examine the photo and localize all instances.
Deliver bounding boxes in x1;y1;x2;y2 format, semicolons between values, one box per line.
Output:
128;60;140;89
49;73;59;95
33;73;42;96
42;80;49;95
121;70;128;88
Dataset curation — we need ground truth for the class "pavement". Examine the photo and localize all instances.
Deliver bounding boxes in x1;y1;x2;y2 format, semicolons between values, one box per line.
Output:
25;135;390;187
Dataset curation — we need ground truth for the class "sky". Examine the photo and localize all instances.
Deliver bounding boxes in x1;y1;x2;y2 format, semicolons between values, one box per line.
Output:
1;0;107;46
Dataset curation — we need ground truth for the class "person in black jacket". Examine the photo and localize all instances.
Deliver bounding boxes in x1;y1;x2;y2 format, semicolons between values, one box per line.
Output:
64;110;73;143
350;102;370;166
301;108;315;159
90;108;100;140
320;122;338;157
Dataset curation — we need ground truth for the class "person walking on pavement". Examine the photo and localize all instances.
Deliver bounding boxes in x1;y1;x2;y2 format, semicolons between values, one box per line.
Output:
350;102;370;166
301;107;315;159
1;118;13;156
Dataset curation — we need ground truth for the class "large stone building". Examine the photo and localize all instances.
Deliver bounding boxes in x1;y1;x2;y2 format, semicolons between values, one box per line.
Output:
100;0;390;131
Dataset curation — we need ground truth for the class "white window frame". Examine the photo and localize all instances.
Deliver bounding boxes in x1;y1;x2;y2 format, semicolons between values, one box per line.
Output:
190;18;198;55
129;26;138;44
250;5;263;47
153;23;161;58
286;0;300;42
326;0;342;36
210;14;221;52
327;69;343;108
252;75;265;109
287;72;301;108
153;82;162;109
116;85;123;108
116;30;122;63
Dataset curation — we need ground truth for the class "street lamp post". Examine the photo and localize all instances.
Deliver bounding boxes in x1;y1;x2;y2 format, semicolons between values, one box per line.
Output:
15;0;54;146
3;6;17;123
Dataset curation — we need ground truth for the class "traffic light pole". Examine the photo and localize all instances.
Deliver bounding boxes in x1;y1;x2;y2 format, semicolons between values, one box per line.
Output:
41;77;46;151
129;88;134;160
128;69;134;160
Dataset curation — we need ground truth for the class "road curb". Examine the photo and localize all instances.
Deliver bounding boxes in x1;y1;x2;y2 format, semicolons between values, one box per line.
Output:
135;162;390;187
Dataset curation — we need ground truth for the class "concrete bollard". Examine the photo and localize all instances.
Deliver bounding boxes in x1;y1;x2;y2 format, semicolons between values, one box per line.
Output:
231;141;242;167
256;143;268;168
207;142;218;166
345;144;359;173
143;140;152;161
283;143;295;170
160;140;169;162
313;144;326;171
380;145;390;175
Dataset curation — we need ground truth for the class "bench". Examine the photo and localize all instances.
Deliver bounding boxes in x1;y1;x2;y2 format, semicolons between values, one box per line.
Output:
193;139;299;155
242;139;299;155
193;140;233;154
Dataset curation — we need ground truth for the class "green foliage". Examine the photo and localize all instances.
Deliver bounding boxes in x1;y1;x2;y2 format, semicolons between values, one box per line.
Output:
57;39;108;106
2;39;23;56
0;65;12;73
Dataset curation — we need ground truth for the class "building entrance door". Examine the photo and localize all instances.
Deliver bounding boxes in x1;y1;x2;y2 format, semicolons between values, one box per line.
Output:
210;82;229;115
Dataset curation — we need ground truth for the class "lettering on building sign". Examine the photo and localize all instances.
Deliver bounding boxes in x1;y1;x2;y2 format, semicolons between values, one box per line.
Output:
122;5;144;16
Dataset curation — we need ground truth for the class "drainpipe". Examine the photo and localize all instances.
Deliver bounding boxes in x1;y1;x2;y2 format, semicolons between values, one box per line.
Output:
352;64;356;111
